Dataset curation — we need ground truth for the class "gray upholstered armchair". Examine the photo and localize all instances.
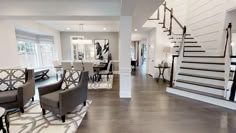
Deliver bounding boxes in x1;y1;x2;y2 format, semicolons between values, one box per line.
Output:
0;69;35;113
38;70;88;122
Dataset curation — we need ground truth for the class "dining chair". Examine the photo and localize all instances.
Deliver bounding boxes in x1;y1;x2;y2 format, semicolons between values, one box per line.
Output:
73;62;84;71
83;62;96;82
111;60;119;75
61;61;72;70
99;60;113;81
52;60;63;80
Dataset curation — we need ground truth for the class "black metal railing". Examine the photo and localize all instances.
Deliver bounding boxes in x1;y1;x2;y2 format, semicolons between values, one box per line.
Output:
150;1;187;87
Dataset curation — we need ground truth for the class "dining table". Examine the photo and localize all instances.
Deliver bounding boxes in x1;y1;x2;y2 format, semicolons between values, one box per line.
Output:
54;63;106;81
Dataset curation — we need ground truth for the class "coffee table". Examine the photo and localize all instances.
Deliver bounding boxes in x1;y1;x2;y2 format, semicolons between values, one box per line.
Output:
0;107;9;133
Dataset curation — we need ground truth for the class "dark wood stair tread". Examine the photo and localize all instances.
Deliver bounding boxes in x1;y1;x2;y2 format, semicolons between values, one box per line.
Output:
172;55;225;58
171;41;198;43
231;62;236;65
178;73;224;81
173;86;224;99
180;67;225;72
176;79;224;90
182;61;224;65
173;34;191;36
176;50;205;53
170;37;194;40
174;46;201;48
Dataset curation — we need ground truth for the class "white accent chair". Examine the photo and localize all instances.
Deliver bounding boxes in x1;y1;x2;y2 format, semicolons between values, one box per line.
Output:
73;62;84;71
61;62;72;70
83;62;96;82
53;60;63;81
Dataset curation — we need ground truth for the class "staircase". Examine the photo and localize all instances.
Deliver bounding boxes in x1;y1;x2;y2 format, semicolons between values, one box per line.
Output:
151;1;236;110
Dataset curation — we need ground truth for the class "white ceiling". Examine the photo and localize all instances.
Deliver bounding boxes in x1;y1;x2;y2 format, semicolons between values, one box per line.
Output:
0;0;164;40
38;20;119;32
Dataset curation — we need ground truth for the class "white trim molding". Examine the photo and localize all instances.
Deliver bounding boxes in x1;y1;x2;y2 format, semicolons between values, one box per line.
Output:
119;68;131;98
167;87;236;110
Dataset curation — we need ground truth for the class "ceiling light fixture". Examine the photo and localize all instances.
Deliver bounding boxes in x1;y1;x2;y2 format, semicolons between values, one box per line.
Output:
66;27;70;30
103;28;107;31
77;24;92;44
134;29;138;32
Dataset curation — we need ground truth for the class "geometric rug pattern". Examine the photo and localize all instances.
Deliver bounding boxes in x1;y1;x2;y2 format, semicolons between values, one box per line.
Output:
88;75;113;90
7;100;92;133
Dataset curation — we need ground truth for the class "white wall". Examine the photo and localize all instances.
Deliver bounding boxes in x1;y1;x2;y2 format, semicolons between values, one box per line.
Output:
0;20;19;68
147;26;172;79
0;20;62;68
187;0;226;54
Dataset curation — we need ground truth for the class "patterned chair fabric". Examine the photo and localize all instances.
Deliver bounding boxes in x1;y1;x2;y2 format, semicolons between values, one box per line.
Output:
61;70;80;90
0;69;26;91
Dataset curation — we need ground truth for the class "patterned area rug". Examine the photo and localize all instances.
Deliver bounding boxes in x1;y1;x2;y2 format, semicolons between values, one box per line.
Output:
7;100;92;133
88;75;113;90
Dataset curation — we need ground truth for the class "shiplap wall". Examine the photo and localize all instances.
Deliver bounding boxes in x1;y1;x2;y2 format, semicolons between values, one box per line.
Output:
187;0;226;53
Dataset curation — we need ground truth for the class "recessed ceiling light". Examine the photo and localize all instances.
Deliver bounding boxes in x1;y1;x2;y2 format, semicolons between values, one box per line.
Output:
103;28;107;30
66;27;71;30
134;29;138;32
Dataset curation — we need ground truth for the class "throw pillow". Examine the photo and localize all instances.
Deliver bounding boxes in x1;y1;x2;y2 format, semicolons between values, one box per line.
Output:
61;70;80;90
0;69;26;91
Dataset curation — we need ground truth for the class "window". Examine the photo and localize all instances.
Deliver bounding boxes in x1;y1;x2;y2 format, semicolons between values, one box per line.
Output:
16;30;55;68
40;44;54;67
17;40;38;68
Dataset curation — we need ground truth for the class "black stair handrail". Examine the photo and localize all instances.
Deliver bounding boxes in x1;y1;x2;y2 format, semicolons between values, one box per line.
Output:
224;23;232;57
161;1;185;36
148;1;186;36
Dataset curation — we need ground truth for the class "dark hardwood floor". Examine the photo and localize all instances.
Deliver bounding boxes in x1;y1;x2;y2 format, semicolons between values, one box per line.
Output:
36;66;236;133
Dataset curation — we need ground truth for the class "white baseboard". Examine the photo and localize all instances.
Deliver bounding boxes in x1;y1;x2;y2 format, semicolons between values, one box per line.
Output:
120;91;131;98
166;87;236;110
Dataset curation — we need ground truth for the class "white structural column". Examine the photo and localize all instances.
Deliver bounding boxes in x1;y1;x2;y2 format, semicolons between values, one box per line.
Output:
119;16;132;98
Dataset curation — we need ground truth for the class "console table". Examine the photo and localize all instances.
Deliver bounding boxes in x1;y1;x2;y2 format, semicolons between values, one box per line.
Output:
0;107;9;133
155;66;170;82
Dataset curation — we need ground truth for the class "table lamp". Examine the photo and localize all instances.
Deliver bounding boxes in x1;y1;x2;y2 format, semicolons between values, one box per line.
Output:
163;47;171;66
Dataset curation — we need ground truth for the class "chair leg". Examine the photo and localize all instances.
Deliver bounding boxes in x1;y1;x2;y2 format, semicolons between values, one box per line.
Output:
20;107;24;113
42;109;46;115
32;97;34;101
83;101;86;106
56;74;58;81
107;74;109;81
61;115;65;123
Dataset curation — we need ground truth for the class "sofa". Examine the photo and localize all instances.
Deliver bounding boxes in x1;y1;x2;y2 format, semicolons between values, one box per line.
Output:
0;69;35;113
38;70;88;122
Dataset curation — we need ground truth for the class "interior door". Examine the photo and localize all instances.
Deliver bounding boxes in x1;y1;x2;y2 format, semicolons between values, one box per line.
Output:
147;44;155;77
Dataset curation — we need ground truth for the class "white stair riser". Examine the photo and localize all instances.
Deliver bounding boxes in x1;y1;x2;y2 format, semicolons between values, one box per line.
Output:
183;57;225;63
183;52;217;56
177;75;225;86
175;82;224;96
179;69;224;77
166;87;236;110
181;63;224;70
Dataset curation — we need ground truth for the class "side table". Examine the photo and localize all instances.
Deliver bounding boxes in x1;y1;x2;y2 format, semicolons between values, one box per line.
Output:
155;66;170;82
0;107;9;133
